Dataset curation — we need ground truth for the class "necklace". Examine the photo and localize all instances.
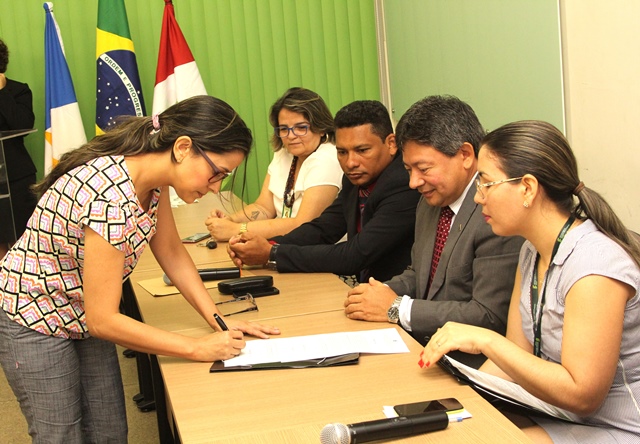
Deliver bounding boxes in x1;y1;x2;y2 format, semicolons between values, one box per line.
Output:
283;155;298;210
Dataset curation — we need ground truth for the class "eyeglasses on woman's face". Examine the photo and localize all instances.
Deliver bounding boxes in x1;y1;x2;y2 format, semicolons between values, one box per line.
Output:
193;145;232;184
274;124;310;138
475;176;523;199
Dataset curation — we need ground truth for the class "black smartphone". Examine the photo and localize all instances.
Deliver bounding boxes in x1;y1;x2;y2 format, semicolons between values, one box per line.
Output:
181;232;211;243
393;398;463;416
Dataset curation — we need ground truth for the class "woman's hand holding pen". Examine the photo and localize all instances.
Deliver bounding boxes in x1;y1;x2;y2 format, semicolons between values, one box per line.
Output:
192;330;245;362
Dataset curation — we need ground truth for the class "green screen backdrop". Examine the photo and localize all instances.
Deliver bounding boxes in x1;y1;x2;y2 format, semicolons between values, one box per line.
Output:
0;0;380;202
383;0;564;133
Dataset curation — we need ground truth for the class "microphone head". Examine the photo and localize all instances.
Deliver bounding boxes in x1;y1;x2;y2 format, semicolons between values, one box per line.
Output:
162;274;172;286
320;423;350;444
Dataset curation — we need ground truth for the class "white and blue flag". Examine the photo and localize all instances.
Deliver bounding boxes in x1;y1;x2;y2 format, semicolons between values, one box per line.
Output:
43;2;86;173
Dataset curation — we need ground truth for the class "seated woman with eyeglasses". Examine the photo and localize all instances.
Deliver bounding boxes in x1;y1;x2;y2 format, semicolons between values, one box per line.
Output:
0;96;280;442
420;121;640;443
205;87;342;241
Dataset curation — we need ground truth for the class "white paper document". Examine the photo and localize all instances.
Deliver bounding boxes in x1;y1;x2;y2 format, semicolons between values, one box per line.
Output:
224;328;410;367
444;356;576;421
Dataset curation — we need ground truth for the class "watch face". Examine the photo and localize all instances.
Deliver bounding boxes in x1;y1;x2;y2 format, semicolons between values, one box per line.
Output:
388;306;399;322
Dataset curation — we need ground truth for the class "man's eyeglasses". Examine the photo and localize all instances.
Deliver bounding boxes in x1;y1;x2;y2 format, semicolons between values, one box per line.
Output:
475;176;523;199
193;145;231;184
274;124;310;138
214;294;258;316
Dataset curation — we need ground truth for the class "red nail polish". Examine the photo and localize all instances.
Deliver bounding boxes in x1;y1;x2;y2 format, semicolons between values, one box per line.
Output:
419;350;424;358
418;359;424;368
425;361;430;368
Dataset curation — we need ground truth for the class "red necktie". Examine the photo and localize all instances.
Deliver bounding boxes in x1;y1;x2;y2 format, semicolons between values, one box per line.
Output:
428;206;454;293
357;186;371;233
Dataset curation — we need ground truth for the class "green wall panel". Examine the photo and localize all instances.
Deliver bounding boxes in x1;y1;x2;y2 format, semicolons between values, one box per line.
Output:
383;0;564;132
0;0;380;202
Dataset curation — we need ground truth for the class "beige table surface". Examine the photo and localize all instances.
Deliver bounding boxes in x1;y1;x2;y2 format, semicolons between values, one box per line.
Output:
134;191;243;272
130;191;532;444
156;311;533;444
130;268;350;333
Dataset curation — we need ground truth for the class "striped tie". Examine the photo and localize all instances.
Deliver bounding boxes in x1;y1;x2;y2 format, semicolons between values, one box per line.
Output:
427;206;454;294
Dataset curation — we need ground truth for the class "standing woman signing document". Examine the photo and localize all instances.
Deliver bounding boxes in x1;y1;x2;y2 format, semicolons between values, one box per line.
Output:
421;121;640;443
205;87;343;241
0;96;279;443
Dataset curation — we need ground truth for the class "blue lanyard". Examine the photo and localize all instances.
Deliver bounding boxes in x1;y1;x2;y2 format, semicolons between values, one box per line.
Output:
530;216;575;357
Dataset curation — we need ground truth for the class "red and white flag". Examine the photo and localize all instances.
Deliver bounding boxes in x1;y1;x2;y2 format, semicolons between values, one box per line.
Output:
152;0;207;115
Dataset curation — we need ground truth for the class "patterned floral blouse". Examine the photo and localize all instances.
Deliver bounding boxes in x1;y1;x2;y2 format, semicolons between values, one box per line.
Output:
0;156;160;339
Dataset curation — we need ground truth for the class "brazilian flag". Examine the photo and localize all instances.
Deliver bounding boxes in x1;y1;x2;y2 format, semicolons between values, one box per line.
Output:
96;0;146;135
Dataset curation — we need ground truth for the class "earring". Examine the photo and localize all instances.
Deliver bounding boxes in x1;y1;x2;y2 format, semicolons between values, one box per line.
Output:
523;201;529;208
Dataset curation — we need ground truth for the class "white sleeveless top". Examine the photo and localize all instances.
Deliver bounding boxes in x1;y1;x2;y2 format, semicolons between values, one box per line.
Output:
267;142;342;218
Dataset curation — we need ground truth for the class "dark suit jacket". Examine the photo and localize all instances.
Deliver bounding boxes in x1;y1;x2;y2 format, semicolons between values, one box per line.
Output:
271;154;420;282
386;181;524;365
0;78;36;181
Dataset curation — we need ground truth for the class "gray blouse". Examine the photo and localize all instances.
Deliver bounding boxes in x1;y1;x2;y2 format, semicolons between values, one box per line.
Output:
519;220;640;442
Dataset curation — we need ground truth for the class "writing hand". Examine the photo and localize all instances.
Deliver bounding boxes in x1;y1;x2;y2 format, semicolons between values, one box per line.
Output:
193;329;245;361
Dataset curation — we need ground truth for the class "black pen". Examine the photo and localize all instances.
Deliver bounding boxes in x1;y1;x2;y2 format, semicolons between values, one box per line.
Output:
213;313;228;331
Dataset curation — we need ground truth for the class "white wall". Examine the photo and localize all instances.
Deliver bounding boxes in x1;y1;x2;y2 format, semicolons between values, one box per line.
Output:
561;0;640;232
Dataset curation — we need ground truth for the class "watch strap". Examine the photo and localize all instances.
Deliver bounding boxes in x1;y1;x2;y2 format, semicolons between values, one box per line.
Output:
387;295;403;324
266;243;279;270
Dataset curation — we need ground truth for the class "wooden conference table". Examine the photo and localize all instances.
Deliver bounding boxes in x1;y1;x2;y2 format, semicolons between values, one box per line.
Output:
129;193;532;443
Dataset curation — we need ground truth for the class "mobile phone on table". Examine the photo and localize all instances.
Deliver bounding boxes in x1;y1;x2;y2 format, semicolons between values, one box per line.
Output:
393;398;463;416
181;232;211;243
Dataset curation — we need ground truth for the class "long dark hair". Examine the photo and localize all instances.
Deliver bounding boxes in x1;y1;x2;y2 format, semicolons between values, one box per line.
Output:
482;120;640;267
34;95;252;195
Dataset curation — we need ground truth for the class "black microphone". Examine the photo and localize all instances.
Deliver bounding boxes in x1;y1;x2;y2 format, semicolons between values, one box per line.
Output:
320;410;448;444
163;267;241;285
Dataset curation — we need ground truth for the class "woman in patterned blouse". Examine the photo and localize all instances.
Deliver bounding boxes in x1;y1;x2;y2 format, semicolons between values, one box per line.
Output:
0;96;279;443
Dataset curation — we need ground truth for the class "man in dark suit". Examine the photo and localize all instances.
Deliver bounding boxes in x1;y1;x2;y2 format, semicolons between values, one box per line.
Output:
227;100;420;282
344;95;523;367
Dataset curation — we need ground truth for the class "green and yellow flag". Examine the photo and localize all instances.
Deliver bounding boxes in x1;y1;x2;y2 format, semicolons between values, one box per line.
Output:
96;0;146;135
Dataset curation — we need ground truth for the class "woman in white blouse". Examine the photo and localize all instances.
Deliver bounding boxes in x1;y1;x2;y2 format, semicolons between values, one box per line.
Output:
205;87;342;241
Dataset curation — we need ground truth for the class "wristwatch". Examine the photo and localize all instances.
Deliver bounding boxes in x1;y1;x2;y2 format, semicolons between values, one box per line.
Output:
387;296;403;324
266;243;279;271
